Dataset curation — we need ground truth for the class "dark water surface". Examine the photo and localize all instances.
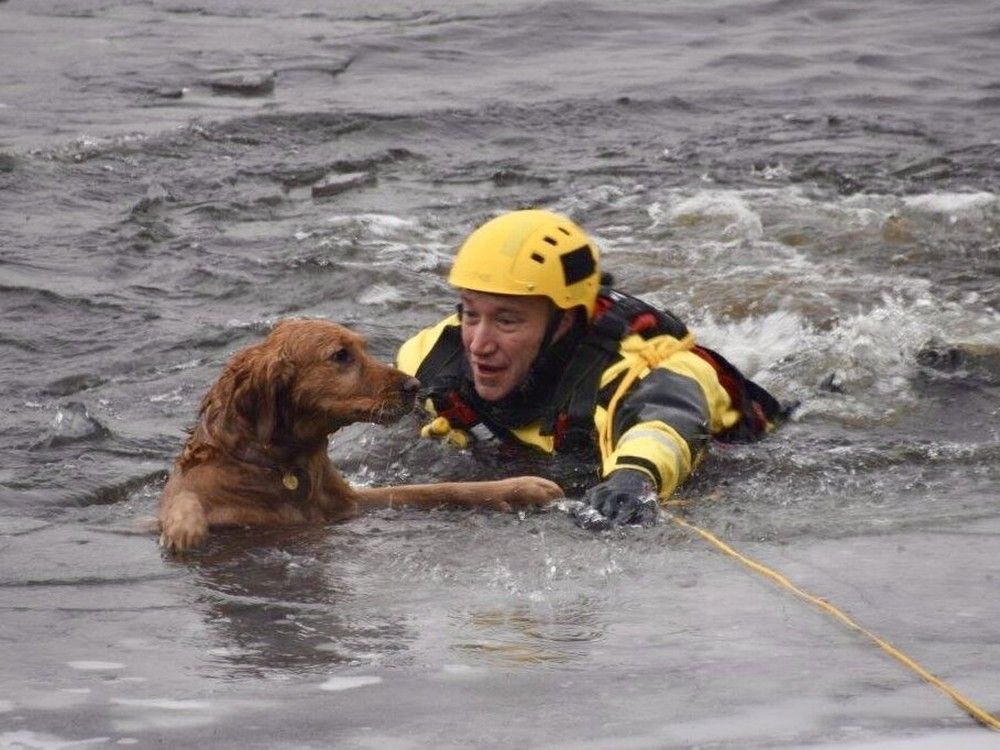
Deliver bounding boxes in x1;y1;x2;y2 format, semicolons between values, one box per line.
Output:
2;1;999;747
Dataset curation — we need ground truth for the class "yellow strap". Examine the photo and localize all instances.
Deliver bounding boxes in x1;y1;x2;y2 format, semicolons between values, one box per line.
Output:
599;332;697;459
670;514;1000;732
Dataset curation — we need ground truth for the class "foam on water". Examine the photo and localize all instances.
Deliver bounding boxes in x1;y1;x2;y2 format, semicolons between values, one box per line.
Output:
648;185;998;245
691;309;808;379
818;297;934;395
357;283;403;306
661;190;765;241
901;191;997;215
325;213;418;237
692;274;1000;429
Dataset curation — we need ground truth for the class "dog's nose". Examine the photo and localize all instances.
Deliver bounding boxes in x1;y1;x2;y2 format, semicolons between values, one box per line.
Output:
401;376;421;400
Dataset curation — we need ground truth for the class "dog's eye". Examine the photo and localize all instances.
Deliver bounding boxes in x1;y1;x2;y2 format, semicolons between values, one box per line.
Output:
329;348;354;366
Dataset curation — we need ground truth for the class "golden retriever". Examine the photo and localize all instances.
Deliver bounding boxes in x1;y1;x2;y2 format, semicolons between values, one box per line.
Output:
158;319;563;551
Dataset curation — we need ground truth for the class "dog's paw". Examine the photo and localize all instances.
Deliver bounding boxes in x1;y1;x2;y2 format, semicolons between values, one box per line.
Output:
158;490;208;553
159;517;208;552
492;476;564;509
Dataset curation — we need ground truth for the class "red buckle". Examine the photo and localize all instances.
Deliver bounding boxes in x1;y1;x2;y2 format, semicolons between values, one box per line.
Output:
552;412;570;449
439;392;478;428
628;312;659;334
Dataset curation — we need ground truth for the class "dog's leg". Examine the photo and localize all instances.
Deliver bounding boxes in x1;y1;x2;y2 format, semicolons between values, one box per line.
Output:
158;488;209;552
355;476;563;512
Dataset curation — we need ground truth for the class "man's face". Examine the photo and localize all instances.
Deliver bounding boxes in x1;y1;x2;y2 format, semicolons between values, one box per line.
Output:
459;290;555;402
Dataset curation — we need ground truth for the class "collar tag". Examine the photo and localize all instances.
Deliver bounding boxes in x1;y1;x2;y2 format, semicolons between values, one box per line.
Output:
282;472;299;491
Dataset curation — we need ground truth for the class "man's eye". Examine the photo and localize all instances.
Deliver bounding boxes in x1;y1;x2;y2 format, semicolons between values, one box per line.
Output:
329;348;354;365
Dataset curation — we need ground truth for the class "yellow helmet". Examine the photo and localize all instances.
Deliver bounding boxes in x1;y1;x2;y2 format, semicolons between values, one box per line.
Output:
448;209;601;318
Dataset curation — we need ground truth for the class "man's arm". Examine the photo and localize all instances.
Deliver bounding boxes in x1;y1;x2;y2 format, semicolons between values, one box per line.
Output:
578;346;742;527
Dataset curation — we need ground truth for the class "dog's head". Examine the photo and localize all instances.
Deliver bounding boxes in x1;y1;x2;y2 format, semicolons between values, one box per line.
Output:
203;319;420;447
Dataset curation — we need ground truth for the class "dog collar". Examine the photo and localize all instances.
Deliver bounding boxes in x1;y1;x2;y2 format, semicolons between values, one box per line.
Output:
226;444;307;496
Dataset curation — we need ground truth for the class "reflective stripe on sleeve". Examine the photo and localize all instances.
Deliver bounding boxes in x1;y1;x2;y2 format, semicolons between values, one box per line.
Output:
604;420;693;499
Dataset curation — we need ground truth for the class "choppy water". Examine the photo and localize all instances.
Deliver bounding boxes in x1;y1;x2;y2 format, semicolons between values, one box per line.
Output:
2;1;999;747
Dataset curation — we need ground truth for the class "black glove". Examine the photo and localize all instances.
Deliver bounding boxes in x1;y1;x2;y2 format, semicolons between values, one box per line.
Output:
573;469;660;530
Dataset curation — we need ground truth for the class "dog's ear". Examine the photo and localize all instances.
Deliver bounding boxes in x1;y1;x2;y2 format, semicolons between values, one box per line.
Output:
224;346;295;446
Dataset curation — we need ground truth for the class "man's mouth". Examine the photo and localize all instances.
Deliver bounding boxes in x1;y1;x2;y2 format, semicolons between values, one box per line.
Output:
472;362;506;382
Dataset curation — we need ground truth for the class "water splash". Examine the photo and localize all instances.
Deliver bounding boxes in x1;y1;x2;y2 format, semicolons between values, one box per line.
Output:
33;402;110;449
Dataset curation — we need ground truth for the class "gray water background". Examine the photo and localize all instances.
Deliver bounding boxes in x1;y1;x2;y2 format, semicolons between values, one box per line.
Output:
1;1;999;747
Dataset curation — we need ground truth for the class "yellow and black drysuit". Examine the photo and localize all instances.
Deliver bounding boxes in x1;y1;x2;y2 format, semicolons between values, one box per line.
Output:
397;287;786;505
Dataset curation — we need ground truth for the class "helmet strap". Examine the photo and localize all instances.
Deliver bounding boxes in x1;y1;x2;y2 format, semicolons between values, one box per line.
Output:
537;307;565;353
522;306;585;391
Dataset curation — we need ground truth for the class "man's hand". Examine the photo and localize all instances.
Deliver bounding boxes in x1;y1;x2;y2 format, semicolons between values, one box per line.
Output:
572;469;660;530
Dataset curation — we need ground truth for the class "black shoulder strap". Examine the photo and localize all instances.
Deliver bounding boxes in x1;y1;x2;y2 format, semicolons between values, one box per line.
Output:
413;324;463;387
598;288;688;340
540;339;613;446
411;324;477;426
542;288;687;448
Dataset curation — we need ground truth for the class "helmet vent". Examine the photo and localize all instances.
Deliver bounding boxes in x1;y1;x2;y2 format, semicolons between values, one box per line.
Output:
560;244;596;286
530;252;546;264
557;226;571;235
543;236;558;246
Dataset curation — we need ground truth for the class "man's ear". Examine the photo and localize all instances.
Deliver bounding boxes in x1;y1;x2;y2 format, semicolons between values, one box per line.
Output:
553;308;580;342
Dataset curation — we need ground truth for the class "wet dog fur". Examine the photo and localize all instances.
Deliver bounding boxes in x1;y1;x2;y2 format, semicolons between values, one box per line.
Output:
157;319;562;551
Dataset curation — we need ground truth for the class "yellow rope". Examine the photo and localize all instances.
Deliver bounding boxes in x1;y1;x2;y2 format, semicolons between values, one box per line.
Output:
594;326;998;729
669;514;1000;732
599;331;696;458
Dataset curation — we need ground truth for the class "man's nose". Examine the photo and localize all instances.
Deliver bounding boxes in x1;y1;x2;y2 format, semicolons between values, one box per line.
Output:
467;322;496;354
